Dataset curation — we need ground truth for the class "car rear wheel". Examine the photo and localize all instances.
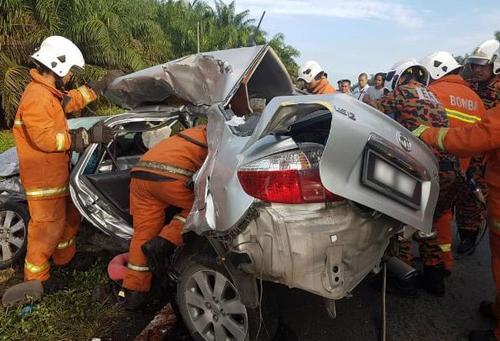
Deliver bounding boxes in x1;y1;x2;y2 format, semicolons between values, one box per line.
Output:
0;201;29;269
176;254;277;341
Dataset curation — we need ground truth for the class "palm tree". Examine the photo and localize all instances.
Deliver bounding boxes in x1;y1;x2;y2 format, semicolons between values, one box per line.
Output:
0;0;299;126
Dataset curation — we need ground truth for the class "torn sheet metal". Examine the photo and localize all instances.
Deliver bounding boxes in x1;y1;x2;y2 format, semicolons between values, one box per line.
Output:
105;46;267;109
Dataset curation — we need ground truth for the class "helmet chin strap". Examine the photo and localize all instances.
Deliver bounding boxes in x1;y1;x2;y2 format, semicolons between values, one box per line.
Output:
55;77;65;91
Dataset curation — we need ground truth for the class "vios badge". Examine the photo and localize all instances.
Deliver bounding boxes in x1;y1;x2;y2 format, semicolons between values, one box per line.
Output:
397;132;412;152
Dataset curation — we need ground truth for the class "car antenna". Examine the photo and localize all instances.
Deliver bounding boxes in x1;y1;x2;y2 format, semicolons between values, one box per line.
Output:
248;10;266;47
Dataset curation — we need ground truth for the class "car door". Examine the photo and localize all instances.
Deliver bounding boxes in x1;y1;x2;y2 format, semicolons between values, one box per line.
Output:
70;111;184;240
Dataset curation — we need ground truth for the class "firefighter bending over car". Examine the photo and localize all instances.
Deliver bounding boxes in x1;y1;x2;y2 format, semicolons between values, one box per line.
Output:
10;36;115;294
415;101;500;341
120;125;208;309
364;60;460;297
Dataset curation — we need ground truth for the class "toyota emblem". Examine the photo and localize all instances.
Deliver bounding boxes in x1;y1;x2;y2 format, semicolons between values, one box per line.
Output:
397;133;412;152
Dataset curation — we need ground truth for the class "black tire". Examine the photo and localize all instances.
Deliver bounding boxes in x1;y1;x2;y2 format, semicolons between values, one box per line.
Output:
175;253;278;341
0;200;29;269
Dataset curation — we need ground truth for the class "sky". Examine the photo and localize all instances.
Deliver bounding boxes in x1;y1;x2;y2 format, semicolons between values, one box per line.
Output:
233;0;500;83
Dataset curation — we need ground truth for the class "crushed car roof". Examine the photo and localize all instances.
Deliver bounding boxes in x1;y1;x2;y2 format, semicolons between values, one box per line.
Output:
104;45;293;110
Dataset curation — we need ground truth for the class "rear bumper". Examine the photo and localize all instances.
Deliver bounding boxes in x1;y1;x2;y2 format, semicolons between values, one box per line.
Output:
232;202;401;299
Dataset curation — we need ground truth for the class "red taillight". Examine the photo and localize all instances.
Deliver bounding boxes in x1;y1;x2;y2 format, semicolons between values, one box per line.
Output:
237;147;343;204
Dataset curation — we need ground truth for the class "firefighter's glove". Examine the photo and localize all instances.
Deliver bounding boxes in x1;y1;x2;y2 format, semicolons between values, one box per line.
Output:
88;70;125;95
89;121;114;144
70;128;90;153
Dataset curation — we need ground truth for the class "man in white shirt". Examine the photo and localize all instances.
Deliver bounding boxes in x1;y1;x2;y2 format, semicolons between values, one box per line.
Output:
365;72;388;100
352;73;370;100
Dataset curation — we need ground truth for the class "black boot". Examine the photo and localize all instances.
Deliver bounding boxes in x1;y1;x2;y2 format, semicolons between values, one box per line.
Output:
369;271;418;298
422;263;445;297
118;288;148;311
43;276;67;295
469;330;496;341
479;301;498;322
141;237;177;279
59;252;97;272
457;231;478;255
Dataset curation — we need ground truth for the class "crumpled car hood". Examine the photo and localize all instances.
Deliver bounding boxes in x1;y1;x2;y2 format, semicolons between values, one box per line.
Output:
104;45;291;110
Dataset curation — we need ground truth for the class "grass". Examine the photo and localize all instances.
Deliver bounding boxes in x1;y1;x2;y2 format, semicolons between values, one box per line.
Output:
0;130;14;153
0;263;125;340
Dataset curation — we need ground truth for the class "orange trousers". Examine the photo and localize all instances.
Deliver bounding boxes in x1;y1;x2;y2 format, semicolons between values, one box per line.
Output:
24;196;80;281
123;177;194;292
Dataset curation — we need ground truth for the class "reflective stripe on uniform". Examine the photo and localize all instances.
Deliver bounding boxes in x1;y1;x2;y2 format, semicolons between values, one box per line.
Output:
173;215;186;224
412;125;430;137
25;185;68;199
55;132;66;151
76;86;95;106
25;260;49;273
56;237;75;250
491;219;500;232
135;161;194;178
439;243;452;252
14;119;24;127
437;128;449;152
445;108;482;124
127;262;150;272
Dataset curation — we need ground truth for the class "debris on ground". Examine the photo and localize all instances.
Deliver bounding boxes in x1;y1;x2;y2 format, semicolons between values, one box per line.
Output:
0;268;15;284
135;303;177;341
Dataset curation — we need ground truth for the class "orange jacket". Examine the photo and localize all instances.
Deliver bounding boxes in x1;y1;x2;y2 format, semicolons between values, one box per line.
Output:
420;106;500;199
132;125;208;181
311;78;336;94
13;69;97;200
428;74;486;169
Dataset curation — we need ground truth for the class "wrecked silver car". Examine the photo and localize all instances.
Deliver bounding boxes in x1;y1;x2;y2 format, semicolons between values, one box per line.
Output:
1;45;440;340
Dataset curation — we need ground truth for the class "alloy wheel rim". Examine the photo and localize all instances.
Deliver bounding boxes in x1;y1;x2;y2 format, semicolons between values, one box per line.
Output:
184;269;248;341
0;210;26;262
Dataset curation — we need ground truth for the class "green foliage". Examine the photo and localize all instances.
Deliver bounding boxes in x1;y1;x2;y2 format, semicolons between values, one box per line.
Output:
0;0;299;126
0;130;15;152
0;264;124;340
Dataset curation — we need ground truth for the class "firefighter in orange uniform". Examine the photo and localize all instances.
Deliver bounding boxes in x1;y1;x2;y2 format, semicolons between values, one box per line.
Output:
297;61;336;94
120;125;208;309
416;102;500;341
420;51;487;271
12;36;114;292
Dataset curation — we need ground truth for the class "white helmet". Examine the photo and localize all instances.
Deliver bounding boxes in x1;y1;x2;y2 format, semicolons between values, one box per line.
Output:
384;59;430;91
298;60;324;83
420;51;462;80
465;39;500;74
494;47;500;75
31;36;85;77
